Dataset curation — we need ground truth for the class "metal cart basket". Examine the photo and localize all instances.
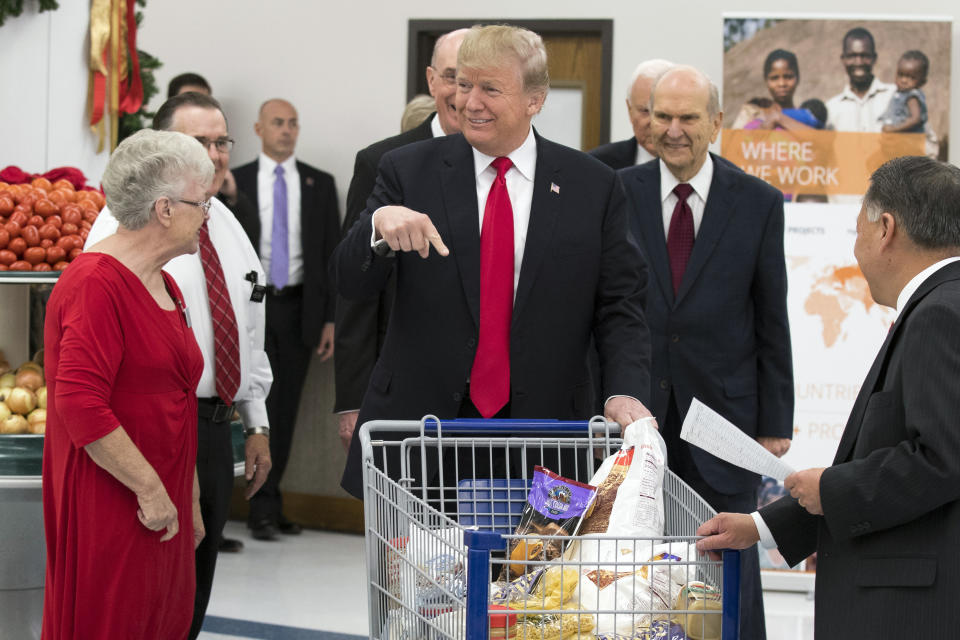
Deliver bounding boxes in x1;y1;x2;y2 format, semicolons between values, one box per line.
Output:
360;417;740;640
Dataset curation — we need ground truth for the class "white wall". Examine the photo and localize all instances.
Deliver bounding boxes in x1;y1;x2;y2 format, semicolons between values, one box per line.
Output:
1;2;955;211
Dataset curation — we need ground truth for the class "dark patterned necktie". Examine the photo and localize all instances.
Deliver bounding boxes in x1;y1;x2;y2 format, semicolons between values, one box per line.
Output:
667;183;695;296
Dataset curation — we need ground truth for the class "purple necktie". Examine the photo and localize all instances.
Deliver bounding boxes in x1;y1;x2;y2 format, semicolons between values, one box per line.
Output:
271;164;289;289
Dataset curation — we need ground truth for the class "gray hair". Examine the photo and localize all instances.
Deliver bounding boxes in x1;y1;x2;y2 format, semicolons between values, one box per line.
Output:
627;59;674;102
459;24;549;95
101;129;214;231
863;156;960;251
649;65;721;118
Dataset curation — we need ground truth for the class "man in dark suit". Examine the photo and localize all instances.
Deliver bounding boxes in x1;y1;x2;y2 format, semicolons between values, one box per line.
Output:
232;98;340;539
698;156;960;637
335;24;652;499
589;59;674;170
620;66;794;640
334;28;468;450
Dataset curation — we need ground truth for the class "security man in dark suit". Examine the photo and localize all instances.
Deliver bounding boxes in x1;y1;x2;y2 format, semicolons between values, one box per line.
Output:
335;24;653;498
232;99;340;540
620;66;794;640
698;156;960;638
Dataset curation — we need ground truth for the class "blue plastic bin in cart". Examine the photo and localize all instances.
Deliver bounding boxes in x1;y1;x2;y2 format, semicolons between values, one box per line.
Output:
360;417;740;640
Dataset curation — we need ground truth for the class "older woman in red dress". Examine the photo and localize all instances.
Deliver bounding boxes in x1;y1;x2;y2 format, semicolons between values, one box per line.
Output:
42;129;212;639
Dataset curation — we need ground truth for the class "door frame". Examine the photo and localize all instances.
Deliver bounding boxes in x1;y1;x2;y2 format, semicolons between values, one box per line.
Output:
407;19;613;144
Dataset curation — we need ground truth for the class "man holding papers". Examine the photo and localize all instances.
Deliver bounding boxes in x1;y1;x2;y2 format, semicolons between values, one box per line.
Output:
698;156;960;637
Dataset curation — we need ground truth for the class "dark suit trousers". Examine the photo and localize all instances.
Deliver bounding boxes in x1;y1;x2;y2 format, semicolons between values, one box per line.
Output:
664;394;766;640
248;291;312;525
189;414;234;640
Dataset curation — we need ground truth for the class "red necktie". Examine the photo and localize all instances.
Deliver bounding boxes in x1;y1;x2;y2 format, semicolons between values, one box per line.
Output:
667;183;695;296
470;157;514;418
197;222;241;404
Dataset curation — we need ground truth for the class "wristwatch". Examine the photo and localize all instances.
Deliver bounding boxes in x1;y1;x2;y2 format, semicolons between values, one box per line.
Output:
243;425;270;438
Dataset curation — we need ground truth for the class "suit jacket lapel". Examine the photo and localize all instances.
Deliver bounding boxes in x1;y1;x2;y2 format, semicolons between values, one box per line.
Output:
628;163;674;304
676;155;736;305
513;134;560;322
440;137;483;327
297;161;315;239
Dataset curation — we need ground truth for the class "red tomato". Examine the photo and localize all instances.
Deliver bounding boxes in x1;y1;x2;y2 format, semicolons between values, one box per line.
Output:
0;264;7;271
23;246;45;265
47;191;66;207
52;179;75;192
33;262;52;272
83;209;99;223
86;190;106;209
62;223;79;235
9;260;33;271
40;238;53;249
56;236;75;250
45;245;66;264
53;261;69;271
68;247;82;260
0;249;15;265
56;188;77;203
4;221;21;238
21;226;40;247
27;215;44;228
0;229;8;249
80;229;89;241
9;211;28;227
39;224;60;241
62;208;82;225
46;215;62;229
79;220;92;231
8;237;27;257
0;195;13;215
77;199;98;214
34;199;59;217
31;177;53;192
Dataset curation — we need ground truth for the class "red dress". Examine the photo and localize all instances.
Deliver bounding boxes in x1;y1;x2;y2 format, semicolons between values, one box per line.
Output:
41;253;203;640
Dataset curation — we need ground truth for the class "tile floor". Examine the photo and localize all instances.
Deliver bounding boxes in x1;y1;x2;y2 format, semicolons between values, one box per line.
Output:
199;521;814;640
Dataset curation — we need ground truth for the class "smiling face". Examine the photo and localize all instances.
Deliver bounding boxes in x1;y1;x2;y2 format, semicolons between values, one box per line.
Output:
170;105;229;197
766;58;798;107
841;37;877;89
255;99;299;163
651;69;722;183
427;30;467;135
456;61;544;157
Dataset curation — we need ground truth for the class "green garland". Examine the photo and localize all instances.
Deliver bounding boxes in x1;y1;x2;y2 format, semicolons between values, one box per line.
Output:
118;0;162;143
0;0;58;27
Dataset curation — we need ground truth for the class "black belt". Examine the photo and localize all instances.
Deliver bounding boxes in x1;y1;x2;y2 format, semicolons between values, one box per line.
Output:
197;397;235;423
266;284;303;297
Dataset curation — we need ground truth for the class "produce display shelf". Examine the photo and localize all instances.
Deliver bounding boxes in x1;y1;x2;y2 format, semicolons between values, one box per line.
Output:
0;272;61;285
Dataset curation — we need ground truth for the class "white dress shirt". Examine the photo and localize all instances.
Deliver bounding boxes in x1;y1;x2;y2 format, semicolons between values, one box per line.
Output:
84;198;272;428
753;256;960;549
256;153;303;287
635;144;655;165
430;112;445;138
825;77;896;133
471;127;537;295
660;154;714;240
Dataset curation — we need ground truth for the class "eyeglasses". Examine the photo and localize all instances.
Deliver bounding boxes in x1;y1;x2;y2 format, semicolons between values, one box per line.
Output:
178;198;212;214
194;136;234;153
432;67;457;86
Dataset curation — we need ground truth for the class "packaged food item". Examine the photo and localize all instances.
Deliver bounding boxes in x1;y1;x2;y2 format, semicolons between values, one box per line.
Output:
594;620;687;639
499;466;598;581
491;567;547;606
673;582;722;640
516;612;594;640
489;604;519;639
401;526;470;619
580;417;666;538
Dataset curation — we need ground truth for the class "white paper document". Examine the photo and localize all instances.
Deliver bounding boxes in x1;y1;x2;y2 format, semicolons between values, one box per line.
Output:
680;398;795;481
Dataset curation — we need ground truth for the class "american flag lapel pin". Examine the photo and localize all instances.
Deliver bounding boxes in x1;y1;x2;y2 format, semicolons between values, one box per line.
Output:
550;182;560;195
306;176;315;187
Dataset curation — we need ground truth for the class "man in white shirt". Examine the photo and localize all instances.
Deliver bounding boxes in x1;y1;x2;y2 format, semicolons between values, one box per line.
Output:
589;58;675;170
698;156;960;638
825;27;895;133
232;99;340;540
85;92;273;640
335;24;653;498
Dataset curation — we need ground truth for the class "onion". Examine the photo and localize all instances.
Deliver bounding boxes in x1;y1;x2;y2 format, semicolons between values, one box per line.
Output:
15;368;43;391
27;408;45;425
0;387;12;402
0;401;10;422
36;386;47;409
0;414;28;434
0;373;14;388
6;387;37;415
28;421;45;435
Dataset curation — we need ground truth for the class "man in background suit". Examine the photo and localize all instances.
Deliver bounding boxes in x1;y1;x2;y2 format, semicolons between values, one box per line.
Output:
335;24;652;498
620;66;794;640
589;59;674;170
334;29;468;450
698;156;960;637
232;99;340;539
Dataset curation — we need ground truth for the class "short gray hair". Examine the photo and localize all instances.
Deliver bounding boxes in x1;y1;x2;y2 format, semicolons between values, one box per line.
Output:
627;59;674;101
649;65;721;118
102;129;214;231
863;156;960;250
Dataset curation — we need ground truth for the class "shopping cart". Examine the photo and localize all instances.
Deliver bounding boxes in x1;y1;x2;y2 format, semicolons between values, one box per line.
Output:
360;416;740;640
